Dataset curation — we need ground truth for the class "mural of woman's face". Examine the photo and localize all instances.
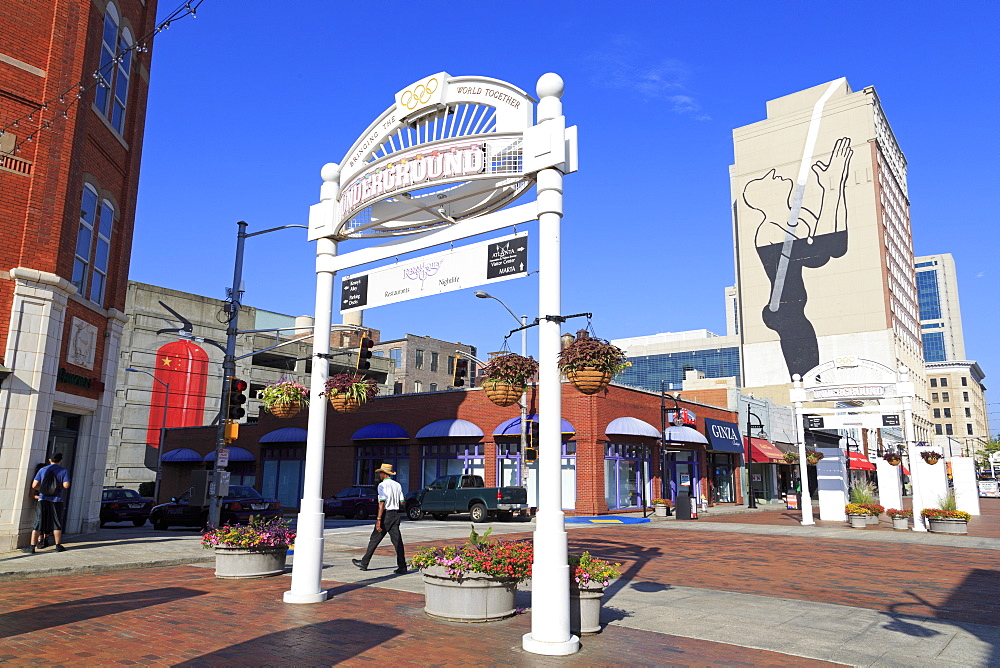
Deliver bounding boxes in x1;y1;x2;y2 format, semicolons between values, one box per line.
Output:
742;169;794;223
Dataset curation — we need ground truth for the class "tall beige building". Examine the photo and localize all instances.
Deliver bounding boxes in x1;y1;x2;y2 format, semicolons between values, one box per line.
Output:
730;79;927;433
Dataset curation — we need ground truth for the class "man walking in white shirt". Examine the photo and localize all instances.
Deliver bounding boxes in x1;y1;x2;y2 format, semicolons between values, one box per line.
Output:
353;463;408;574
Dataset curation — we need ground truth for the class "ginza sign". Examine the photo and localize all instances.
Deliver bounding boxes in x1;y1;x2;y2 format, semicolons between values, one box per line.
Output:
337;135;522;226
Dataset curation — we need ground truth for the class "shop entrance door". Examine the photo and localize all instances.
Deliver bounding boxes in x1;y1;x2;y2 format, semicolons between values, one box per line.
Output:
661;450;700;504
48;412;80;500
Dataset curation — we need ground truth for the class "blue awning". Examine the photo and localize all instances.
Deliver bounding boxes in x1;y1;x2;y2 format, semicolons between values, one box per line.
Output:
351;423;409;440
161;448;203;463
605;417;659;438
704;418;745;453
259;427;308;444
415;419;484;439
204;446;255;462
494;415;575;436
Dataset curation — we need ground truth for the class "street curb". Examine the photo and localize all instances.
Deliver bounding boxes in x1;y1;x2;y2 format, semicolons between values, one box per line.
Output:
0;555;215;582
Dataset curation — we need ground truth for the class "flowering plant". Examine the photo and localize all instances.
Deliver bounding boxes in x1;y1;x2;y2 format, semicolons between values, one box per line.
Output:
557;332;630;375
782;452;799;464
321;373;379;403
481;352;538;387
886;508;912;519
806;450;825;462
921;508;971;521
859;503;884;516
920;450;942;461
257;379;310;411
202;516;295;549
882;452;902;463
651;498;673;507
411;526;533;583
569;551;621;588
845;503;876;516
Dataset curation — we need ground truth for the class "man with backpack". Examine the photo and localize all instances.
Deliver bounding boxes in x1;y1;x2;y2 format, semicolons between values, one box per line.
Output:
23;453;71;554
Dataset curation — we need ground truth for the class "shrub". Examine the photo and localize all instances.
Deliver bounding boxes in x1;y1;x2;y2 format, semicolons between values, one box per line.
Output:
849;481;878;505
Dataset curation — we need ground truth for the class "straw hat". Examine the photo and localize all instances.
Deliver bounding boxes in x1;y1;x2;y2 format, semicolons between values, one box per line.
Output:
375;463;396;476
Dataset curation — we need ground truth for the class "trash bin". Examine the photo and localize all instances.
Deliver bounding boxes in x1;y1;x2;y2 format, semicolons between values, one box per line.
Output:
675;494;692;520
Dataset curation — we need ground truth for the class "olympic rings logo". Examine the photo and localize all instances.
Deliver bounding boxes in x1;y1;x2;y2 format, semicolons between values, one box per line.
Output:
399;77;440;110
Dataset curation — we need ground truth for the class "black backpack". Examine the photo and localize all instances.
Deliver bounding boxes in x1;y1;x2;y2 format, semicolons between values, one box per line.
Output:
40;467;61;496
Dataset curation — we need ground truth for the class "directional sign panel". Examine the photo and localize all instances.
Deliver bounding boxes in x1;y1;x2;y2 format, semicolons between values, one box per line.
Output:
340;233;528;313
808;413;901;430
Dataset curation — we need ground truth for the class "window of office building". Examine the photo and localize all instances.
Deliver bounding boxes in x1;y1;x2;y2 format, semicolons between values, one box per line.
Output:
940;378;948;387
945;424;953;435
389;348;401;368
961;377;968;386
933;409;940;419
617;347;741;393
916;270;942;320
922;332;946;362
967;424;974;435
944;408;951;418
430;352;439;372
447;356;455;374
413;381;422;393
73;184;114;305
931;393;938;402
429;383;437;392
942;392;950;402
965;407;971;418
935;424;942;435
930;378;937;388
415;349;424;369
94;3;133;134
963;392;969;402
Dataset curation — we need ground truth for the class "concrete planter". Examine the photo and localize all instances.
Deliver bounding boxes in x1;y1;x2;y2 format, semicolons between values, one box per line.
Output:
421;566;518;622
570;584;605;634
214;546;288;578
892;518;910;531
653;505;670;517
866;514;880;525
927;518;969;535
848;514;868;529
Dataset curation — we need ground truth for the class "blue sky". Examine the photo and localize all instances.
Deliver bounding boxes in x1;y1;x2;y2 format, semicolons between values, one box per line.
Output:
133;1;999;422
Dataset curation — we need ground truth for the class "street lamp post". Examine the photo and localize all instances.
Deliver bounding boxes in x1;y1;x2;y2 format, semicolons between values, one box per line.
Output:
745;406;765;510
474;291;529;485
126;367;169;504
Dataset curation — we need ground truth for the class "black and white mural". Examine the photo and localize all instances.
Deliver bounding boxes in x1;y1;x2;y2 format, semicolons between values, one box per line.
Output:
742;137;853;379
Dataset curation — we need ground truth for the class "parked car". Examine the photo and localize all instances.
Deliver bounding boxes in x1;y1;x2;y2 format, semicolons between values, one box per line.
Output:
101;487;153;527
323;486;378;520
150;485;281;530
405;474;528;522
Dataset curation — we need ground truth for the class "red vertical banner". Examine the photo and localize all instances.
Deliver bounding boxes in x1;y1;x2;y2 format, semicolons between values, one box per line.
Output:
145;340;210;448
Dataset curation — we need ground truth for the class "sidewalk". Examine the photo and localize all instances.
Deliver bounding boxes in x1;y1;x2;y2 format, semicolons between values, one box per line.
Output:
2;503;999;665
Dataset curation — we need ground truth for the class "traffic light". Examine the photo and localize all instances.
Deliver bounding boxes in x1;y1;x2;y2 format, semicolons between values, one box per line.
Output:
227;377;248;420
356;334;374;371
524;447;538;463
453;356;469;387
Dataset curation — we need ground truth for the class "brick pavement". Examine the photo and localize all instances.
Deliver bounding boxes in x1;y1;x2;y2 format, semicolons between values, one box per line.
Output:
0;566;829;667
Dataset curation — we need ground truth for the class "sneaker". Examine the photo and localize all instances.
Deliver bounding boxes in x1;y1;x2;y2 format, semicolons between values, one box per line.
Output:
54;544;66;552
21;546;35;554
393;567;409;574
40;537;49;549
351;558;367;571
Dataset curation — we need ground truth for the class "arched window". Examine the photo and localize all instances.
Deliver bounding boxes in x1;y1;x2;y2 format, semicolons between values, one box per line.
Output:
94;4;133;134
73;183;115;305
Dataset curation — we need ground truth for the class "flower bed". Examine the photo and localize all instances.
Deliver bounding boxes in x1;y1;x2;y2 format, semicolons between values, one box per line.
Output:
569;551;621;588
202;517;296;549
412;528;533;583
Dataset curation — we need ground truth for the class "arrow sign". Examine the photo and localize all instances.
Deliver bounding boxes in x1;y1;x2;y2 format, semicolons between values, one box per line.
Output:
340;232;528;313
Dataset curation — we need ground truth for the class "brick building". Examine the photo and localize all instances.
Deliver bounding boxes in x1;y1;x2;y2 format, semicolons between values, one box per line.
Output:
159;382;745;515
0;0;158;549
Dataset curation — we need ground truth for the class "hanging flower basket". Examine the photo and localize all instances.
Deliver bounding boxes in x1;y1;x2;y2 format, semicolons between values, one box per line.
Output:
558;332;629;396
257;380;310;419
782;452;799;465
482;379;524;407
480;353;537;407
567;367;613;395
920;450;941;465
806;450;824;465
322;374;378;414
883;452;902;466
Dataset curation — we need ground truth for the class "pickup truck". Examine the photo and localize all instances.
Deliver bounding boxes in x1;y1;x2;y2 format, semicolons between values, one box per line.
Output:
405;474;528;522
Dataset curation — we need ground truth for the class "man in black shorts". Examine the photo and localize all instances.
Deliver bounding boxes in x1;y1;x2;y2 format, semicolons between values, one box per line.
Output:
24;453;71;554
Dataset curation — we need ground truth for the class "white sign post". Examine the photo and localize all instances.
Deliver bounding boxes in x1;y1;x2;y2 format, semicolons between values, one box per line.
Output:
285;71;581;657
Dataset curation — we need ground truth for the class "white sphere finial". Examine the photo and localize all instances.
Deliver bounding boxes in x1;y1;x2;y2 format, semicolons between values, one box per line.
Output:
320;162;340;182
536;73;564;99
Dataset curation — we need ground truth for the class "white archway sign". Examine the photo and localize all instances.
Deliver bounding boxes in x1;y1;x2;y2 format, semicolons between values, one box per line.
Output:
288;72;581;657
791;357;918;527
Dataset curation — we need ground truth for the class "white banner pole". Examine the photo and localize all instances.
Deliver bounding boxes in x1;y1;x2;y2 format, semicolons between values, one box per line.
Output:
522;73;578;657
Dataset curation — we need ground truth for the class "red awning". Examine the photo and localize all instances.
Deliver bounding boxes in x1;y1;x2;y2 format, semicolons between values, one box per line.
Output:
745;437;784;463
846;450;876;471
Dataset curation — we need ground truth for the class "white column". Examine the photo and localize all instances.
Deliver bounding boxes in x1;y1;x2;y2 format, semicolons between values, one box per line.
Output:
951;457;981;516
791;374;814;525
900;366;926;532
285;163;340;604
875;460;903;511
816;447;847;521
523;73;579;657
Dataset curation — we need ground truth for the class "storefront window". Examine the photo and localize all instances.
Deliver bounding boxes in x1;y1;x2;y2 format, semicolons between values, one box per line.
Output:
421;443;483;487
709;453;736;503
605;443;651;510
661;449;700;503
500;440;576;509
356;444;410;491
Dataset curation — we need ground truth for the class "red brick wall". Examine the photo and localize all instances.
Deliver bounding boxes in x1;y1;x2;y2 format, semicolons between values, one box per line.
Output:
0;0;157;388
162;384;740;514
